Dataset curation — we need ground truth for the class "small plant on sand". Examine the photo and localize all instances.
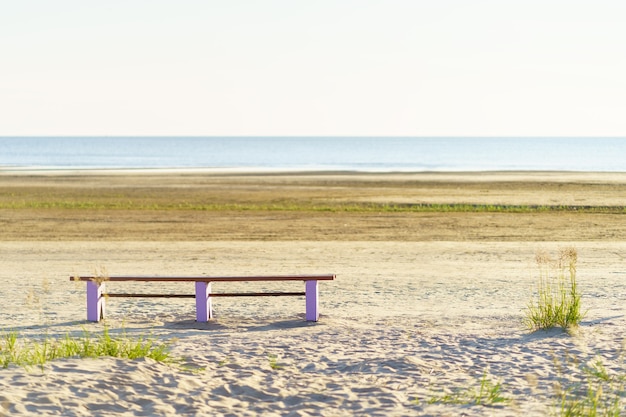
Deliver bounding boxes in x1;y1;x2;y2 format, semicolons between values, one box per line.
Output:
1;327;172;370
424;371;510;407
267;353;283;370
552;355;625;416
524;247;584;332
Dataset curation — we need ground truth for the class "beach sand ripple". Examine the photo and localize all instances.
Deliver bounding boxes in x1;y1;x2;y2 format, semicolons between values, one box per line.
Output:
1;241;625;416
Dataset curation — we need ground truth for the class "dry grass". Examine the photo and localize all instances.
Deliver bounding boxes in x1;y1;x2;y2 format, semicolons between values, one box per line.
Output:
524;247;584;331
1;173;625;241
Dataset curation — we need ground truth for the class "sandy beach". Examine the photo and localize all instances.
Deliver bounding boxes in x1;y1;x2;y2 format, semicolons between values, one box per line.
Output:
1;171;625;416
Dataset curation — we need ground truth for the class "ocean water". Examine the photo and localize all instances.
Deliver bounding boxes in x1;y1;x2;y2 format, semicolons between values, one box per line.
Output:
0;137;625;172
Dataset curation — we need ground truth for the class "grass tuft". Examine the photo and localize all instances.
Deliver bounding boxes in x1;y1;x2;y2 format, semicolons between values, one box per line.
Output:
524;247;585;332
267;353;283;370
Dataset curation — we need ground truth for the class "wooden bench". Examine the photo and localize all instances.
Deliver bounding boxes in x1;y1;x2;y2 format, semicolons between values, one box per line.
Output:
70;274;335;323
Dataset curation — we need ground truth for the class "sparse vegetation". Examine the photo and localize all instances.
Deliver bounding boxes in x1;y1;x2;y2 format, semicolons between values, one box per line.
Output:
524;247;585;331
423;371;510;407
3;175;623;241
2;200;624;213
0;327;172;370
267;353;283;370
553;355;626;416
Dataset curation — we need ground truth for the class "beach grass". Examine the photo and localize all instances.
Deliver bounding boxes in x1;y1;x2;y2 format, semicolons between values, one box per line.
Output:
524;247;584;331
422;370;510;407
417;354;625;415
0;327;172;370
553;355;626;416
267;353;283;370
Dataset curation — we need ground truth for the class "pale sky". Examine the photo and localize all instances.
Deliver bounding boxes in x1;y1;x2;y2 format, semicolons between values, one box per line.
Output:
1;1;625;136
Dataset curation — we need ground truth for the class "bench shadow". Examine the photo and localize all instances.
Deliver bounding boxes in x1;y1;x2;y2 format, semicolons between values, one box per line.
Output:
164;319;230;332
0;315;324;343
0;320;88;334
245;319;316;332
162;317;317;332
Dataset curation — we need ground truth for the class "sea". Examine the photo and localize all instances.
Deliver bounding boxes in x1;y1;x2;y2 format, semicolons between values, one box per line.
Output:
0;137;625;172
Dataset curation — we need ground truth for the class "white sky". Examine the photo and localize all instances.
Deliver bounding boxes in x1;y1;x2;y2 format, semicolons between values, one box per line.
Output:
1;1;625;136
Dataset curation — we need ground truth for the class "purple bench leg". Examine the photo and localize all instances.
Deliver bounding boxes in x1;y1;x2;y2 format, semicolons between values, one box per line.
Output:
305;280;319;321
87;281;105;322
195;281;212;322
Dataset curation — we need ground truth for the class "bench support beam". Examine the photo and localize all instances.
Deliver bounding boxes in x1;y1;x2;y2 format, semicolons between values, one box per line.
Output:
86;281;105;322
195;281;212;322
305;280;319;321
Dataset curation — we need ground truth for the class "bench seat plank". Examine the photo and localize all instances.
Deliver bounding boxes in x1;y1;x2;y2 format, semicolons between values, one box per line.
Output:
73;274;335;283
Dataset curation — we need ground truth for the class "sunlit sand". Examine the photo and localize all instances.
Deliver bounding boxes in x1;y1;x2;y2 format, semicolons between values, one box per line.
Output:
1;171;625;416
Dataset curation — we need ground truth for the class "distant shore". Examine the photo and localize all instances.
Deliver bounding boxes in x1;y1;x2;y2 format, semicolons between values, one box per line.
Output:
1;170;625;241
2;166;626;179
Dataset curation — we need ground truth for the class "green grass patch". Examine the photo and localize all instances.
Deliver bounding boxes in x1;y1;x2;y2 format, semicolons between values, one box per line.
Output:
267;353;283;370
2;200;624;213
422;371;510;407
1;327;172;370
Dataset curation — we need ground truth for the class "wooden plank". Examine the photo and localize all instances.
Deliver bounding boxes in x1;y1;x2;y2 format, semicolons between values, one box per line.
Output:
104;292;306;298
209;292;305;297
71;274;335;282
105;294;195;298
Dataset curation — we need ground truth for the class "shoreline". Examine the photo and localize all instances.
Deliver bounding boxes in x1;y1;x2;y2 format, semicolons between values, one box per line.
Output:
2;166;626;179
